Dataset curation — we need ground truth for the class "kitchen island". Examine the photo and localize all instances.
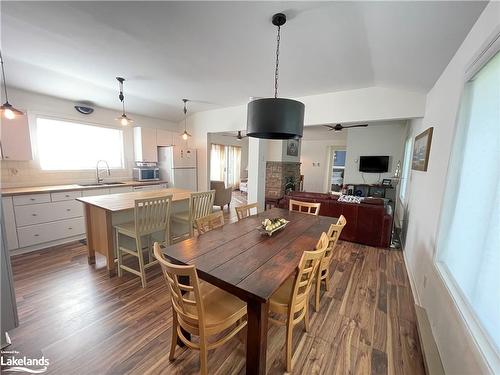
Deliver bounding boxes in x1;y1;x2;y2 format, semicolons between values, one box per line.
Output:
77;188;191;276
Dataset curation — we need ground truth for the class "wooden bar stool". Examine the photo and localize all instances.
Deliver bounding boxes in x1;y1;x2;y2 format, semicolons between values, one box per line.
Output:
114;195;172;288
172;190;215;239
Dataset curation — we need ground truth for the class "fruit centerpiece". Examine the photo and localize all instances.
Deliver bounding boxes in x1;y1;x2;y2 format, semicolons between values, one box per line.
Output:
259;218;289;236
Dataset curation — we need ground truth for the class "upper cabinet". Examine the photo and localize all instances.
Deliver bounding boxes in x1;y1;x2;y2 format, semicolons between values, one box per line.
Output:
133;127;158;162
0;114;33;161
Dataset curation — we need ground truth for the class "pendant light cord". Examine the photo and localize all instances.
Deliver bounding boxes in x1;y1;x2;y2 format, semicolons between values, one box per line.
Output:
0;51;10;103
183;100;188;131
274;25;281;99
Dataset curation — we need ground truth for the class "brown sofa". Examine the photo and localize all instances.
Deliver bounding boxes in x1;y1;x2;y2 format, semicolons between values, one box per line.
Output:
279;191;392;248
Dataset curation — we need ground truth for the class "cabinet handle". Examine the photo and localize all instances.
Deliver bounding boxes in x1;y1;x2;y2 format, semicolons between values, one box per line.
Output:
30;198;36;201
66;209;71;211
65;195;70;198
34;234;39;237
32;213;37;216
68;227;73;230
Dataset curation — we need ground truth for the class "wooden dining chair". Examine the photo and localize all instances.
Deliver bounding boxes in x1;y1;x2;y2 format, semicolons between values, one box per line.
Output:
114;195;172;288
235;202;258;221
289;199;321;216
172;190;215;239
153;243;247;375
315;215;347;311
195;211;224;235
268;236;328;372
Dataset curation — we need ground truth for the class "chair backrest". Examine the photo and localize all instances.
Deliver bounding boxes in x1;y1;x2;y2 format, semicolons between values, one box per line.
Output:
289;199;321;216
195;211;225;235
235;202;258;221
325;215;347;254
190;190;215;224
153;243;206;339
134;195;172;236
210;180;225;192
289;237;328;322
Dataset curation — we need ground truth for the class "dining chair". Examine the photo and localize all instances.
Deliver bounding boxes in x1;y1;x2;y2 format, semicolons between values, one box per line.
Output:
235;202;258;221
114;195;172;288
289;199;321;216
195;211;224;235
172;190;215;239
153;243;247;375
268;234;328;372
315;215;347;311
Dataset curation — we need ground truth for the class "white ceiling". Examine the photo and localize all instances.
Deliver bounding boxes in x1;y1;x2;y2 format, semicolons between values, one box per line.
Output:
2;1;486;121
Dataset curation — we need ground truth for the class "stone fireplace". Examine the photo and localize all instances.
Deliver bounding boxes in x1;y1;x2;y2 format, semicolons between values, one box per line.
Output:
265;161;301;198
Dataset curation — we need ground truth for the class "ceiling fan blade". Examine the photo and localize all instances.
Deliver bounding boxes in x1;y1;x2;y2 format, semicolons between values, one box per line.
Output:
322;125;336;131
342;124;368;129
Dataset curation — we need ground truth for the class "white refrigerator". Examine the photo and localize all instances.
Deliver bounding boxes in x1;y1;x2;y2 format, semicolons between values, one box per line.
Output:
158;146;197;191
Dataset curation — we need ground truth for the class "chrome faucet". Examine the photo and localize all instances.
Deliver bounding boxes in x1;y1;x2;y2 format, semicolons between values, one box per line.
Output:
96;160;110;184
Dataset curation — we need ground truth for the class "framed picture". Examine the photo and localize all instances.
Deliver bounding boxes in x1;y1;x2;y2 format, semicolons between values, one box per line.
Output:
286;139;299;157
382;179;392;186
412;127;433;171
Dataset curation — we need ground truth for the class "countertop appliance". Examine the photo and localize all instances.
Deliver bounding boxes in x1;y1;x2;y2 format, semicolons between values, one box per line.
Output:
158;146;197;191
133;162;160;181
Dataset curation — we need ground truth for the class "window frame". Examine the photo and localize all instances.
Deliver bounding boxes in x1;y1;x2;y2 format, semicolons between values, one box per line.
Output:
433;32;500;373
399;136;413;203
35;116;126;171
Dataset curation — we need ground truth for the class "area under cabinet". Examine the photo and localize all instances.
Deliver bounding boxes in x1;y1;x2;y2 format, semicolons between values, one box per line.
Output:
2;182;167;254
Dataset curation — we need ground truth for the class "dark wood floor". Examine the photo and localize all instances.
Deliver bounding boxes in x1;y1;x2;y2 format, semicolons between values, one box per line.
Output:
6;191;425;375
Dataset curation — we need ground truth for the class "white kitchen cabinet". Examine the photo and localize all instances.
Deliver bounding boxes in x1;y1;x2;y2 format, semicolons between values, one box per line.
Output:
0;114;33;161
133;127;158;162
17;217;85;248
133;185;159;192
82;188;109;197
156;129;174;146
2;197;19;250
109;186;133;194
51;190;82;202
13;193;51;206
14;200;83;227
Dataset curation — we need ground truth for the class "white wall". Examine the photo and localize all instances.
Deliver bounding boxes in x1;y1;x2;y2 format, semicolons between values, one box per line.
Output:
344;122;407;184
1;88;179;188
300;139;346;193
403;3;499;374
267;140;301;163
184;86;426;193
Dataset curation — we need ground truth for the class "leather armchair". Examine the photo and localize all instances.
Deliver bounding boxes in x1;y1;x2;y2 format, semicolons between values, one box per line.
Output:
210;180;232;211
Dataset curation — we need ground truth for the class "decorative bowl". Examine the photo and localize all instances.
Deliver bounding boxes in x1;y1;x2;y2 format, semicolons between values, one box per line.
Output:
258;218;289;236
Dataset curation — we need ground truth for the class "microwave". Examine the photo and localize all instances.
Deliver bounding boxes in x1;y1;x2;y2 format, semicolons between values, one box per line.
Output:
133;167;160;181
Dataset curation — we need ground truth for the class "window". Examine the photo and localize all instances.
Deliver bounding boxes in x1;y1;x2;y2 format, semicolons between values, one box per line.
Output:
37;118;125;170
210;144;241;188
399;137;413;201
437;51;500;359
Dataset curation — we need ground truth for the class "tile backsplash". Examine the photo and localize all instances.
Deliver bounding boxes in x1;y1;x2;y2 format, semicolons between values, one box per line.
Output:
1;160;134;188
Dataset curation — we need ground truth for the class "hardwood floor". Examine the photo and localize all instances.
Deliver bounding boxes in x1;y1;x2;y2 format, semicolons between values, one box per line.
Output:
6;196;425;374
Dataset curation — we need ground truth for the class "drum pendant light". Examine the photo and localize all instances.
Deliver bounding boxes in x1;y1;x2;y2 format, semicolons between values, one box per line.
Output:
180;99;191;140
115;77;133;126
247;13;304;139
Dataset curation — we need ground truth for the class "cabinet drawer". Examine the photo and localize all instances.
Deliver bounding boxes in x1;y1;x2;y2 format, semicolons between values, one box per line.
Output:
13;193;51;206
51;190;82;202
15;200;84;227
133;185;159;191
17;217;85;248
82;188;109;197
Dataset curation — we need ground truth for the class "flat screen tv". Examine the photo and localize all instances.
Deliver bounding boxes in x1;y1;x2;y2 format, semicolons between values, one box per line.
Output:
359;156;389;173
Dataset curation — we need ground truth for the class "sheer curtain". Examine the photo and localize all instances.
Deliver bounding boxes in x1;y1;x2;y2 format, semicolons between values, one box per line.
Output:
209;143;241;188
210;144;225;181
438;51;500;352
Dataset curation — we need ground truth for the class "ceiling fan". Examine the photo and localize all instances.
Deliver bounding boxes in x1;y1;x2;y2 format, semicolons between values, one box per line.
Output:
323;123;368;132
223;130;247;141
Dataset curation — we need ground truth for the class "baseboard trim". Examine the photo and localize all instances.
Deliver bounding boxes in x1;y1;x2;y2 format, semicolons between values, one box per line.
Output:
415;305;445;375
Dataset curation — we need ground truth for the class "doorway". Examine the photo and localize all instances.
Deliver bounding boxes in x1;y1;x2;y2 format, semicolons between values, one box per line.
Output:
210;143;242;188
330;148;347;192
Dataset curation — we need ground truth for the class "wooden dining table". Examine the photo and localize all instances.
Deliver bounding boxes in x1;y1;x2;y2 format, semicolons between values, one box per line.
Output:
161;207;337;374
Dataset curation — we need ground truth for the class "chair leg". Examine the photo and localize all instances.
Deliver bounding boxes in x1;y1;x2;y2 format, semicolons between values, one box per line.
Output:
147;236;153;265
116;230;123;277
304;305;310;333
200;344;208;375
315;273;321;312
169;314;178;361
286;322;293;372
324;270;330;291
136;237;147;288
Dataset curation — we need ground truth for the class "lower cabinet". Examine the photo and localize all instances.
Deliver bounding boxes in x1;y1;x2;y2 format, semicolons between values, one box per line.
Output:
3;183;167;253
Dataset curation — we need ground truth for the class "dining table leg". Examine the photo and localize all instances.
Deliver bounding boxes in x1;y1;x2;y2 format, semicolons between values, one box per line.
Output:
246;299;269;375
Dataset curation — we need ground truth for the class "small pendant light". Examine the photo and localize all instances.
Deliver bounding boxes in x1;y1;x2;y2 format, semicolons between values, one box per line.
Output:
115;77;133;126
181;98;191;140
246;13;304;139
0;51;24;120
